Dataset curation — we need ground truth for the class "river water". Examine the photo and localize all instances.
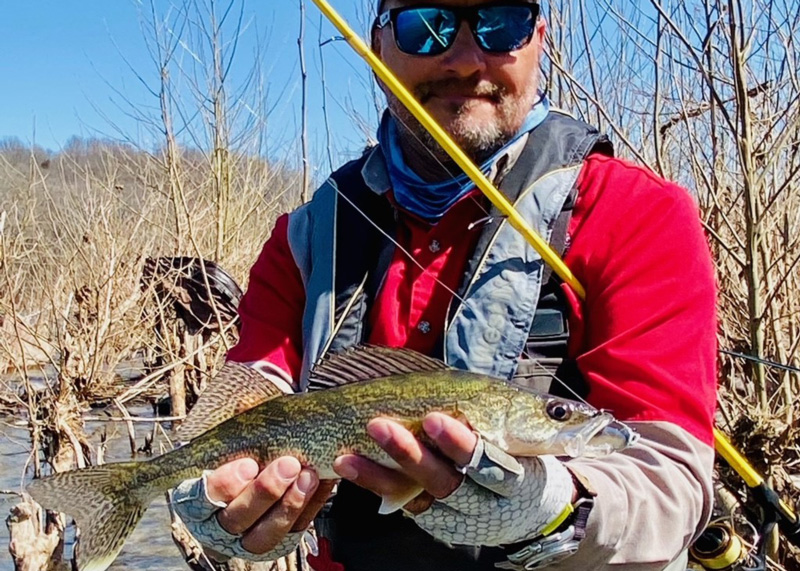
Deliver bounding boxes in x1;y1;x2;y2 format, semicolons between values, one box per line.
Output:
0;408;188;570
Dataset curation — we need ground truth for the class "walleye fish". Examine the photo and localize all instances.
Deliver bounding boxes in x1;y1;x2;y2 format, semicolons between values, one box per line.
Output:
27;346;638;571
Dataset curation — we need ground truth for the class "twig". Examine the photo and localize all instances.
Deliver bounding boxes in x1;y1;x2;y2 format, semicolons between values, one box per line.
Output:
113;397;138;457
83;415;186;423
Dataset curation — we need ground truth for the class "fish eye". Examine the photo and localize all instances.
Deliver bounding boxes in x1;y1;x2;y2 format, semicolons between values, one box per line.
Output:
546;401;573;422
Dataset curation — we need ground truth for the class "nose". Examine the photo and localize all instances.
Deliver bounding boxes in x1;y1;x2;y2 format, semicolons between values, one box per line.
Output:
440;21;487;78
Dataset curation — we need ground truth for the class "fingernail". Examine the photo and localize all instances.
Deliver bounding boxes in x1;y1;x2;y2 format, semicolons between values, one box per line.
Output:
423;414;444;439
334;458;358;480
235;458;259;482
367;420;392;446
275;457;301;482
296;470;316;495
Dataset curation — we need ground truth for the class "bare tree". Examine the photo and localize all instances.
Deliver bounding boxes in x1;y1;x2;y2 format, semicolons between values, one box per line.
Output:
546;1;800;565
0;1;305;568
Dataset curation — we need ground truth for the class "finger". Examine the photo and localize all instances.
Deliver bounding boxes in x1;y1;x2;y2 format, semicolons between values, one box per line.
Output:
291;480;338;532
217;457;302;535
333;454;420;499
403;491;436;515
368;418;462;499
366;418;422;463
422;412;478;466
205;458;260;504
241;469;319;554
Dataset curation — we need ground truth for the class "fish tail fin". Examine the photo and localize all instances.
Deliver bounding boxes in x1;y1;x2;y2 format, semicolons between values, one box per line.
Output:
27;461;158;571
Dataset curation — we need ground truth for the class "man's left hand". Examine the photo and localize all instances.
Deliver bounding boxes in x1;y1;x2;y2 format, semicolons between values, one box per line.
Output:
333;412;578;547
333;412;475;512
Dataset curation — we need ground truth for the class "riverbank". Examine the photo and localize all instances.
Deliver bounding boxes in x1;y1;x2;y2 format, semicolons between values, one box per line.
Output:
0;407;187;570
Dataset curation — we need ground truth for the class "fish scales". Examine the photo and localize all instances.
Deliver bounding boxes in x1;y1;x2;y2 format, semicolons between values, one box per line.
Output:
26;346;637;571
177;370;488;479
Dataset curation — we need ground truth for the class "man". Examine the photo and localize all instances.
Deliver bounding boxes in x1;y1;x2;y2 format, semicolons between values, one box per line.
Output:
172;0;717;569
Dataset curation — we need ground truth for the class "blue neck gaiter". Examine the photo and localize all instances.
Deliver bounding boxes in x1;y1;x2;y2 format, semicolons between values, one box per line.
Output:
378;96;550;222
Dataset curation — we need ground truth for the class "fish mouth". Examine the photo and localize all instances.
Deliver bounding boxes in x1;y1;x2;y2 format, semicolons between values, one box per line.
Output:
563;412;640;458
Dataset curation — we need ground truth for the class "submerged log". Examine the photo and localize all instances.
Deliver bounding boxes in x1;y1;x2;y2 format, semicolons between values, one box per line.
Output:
6;493;70;571
9;369;92;571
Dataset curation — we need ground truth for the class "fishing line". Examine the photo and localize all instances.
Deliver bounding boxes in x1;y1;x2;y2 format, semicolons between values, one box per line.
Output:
307;8;593;409
308;15;467;185
720;349;800;375
531;359;591;404
331;179;468;305
331;180;595;411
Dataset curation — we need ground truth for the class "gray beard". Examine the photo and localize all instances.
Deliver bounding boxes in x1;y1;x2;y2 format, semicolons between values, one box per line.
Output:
387;99;510;168
393;110;506;167
385;73;541;170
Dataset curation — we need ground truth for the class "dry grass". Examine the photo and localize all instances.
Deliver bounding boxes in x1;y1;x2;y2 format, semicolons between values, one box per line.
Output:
0;137;300;394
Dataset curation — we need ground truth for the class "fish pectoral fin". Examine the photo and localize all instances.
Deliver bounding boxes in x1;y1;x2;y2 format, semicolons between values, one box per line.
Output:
384;416;423;435
378;485;425;514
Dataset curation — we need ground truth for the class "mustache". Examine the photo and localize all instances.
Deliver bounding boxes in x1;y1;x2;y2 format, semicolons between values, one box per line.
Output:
415;78;505;103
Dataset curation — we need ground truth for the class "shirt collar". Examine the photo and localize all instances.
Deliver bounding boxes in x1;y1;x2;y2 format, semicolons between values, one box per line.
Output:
359;131;532;196
361;145;392;195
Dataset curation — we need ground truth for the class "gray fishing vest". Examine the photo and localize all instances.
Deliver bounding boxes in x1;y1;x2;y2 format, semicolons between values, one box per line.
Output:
288;110;612;571
286;109;612;399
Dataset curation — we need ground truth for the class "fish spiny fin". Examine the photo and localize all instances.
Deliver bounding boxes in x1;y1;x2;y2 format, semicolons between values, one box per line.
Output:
27;461;154;571
308;345;452;392
180;361;284;441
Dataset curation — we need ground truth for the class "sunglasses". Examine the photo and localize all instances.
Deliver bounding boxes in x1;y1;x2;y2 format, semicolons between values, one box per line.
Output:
376;3;540;56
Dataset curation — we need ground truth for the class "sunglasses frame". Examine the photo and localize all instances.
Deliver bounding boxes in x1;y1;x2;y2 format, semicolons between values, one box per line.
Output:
375;2;541;56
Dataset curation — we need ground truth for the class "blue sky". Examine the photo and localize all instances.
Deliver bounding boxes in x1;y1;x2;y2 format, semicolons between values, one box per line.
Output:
0;1;380;169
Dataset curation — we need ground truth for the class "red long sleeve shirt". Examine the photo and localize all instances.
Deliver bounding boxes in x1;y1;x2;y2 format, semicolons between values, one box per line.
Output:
228;153;717;445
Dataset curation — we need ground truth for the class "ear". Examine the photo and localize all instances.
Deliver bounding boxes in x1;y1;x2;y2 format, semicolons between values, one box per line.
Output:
371;20;384;58
532;13;547;65
534;14;547;46
370;18;390;95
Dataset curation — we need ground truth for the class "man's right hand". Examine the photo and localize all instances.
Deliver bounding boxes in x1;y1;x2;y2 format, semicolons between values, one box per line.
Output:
173;457;336;560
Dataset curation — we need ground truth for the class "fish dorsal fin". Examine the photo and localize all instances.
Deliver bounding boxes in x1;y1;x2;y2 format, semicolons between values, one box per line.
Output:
179;361;284;441
307;345;451;392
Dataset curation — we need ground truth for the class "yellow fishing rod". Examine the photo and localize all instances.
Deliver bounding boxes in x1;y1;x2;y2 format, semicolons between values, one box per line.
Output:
715;429;800;548
310;0;799;544
311;0;585;300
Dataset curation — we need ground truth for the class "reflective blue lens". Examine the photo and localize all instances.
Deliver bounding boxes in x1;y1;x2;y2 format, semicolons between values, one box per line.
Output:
475;6;534;52
388;4;537;56
395;8;458;56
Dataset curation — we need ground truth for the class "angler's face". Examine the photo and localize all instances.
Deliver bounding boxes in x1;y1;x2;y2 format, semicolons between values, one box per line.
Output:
374;0;546;160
